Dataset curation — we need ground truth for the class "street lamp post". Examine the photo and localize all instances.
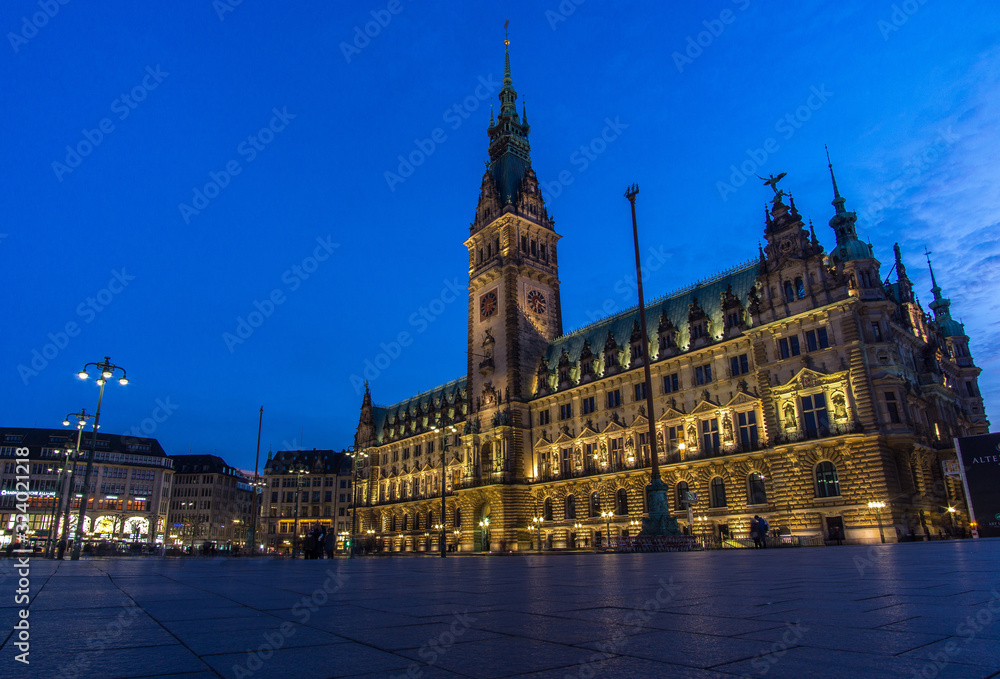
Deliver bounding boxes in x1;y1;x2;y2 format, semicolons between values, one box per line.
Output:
347;447;368;559
431;425;457;558
49;410;92;558
868;501;887;544
291;465;309;558
601;510;613;550
478;517;491;551
72;357;129;561
532;516;543;552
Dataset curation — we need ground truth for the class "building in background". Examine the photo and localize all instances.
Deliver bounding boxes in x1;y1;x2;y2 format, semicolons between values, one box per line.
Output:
353;41;989;552
166;454;255;551
260;449;353;554
0;427;173;548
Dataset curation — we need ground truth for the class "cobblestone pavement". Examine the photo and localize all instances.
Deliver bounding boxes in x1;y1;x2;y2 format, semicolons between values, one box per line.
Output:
2;540;999;678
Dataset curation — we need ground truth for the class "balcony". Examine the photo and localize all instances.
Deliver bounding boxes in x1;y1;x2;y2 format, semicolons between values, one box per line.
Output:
772;421;864;446
478;356;494;375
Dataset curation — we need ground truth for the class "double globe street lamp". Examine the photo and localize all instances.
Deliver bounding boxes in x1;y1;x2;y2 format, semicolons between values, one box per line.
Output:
72;357;129;561
47;409;94;559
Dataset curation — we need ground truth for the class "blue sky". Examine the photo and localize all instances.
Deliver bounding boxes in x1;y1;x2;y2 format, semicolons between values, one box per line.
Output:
2;1;998;469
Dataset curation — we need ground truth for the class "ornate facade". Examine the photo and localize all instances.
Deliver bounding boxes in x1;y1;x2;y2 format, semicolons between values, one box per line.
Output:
353;43;988;551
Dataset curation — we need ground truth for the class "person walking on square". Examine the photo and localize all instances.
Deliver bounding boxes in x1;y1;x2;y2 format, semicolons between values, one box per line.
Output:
756;515;769;548
749;516;761;548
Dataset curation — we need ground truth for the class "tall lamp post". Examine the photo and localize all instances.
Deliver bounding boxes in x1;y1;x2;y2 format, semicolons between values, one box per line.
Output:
601;510;614;550
868;500;886;544
48;410;92;558
624;186;679;538
43;451;69;557
347;447;368;559
72;357;129;560
532;516;543;552
291;464;309;558
478;517;491;551
431;425;457;558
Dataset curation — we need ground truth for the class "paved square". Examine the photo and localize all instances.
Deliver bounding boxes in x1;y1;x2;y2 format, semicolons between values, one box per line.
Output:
2;540;999;678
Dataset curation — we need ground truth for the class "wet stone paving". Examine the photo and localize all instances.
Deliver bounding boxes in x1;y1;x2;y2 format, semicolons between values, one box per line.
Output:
1;540;999;679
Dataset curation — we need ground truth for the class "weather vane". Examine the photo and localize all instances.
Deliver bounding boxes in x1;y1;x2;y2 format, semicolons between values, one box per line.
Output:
504;19;510;46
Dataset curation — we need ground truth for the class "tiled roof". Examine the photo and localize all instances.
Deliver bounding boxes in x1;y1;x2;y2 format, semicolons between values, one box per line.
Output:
263;449;351;475
0;426;168;460
168;454;246;477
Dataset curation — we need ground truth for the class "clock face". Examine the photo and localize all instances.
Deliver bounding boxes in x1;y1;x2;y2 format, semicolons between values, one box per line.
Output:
480;290;498;319
527;289;546;314
779;239;793;253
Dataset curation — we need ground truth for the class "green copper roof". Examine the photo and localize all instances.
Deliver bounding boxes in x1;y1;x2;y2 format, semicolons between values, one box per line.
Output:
490;153;529;206
372;376;467;444
486;45;532;206
537;260;760;387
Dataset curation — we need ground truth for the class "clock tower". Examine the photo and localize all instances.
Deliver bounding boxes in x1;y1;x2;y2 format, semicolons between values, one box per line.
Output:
464;37;562;482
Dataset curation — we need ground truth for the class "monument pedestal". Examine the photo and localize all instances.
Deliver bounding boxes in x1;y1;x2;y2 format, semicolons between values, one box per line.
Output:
639;477;681;537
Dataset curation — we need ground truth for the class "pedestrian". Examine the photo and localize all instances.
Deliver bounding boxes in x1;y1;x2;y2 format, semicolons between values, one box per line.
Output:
56;538;67;560
831;525;844;545
317;527;326;559
749;516;761;548
757;515;769;548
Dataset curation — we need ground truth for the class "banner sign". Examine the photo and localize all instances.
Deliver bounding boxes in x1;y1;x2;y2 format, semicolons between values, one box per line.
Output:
955;433;1000;539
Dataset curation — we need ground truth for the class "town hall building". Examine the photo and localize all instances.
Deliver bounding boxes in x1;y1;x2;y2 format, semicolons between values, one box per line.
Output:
353;40;988;552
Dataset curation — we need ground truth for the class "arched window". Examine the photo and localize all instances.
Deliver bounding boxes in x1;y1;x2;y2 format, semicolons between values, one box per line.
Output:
414;513;420;530
677;481;690;508
589;492;600;517
815;461;841;498
402;514;409;531
795;277;805;299
390;515;397;532
616;488;628;515
710;477;727;508
565;494;576;520
454;507;462;527
543;497;553;521
783;280;795;302
427;511;434;528
747;472;767;505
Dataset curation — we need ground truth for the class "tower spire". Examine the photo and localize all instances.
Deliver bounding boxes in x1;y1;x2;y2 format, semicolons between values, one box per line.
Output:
924;247;964;336
825;144;845;214
482;21;532;207
925;247;942;299
825;147;871;264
